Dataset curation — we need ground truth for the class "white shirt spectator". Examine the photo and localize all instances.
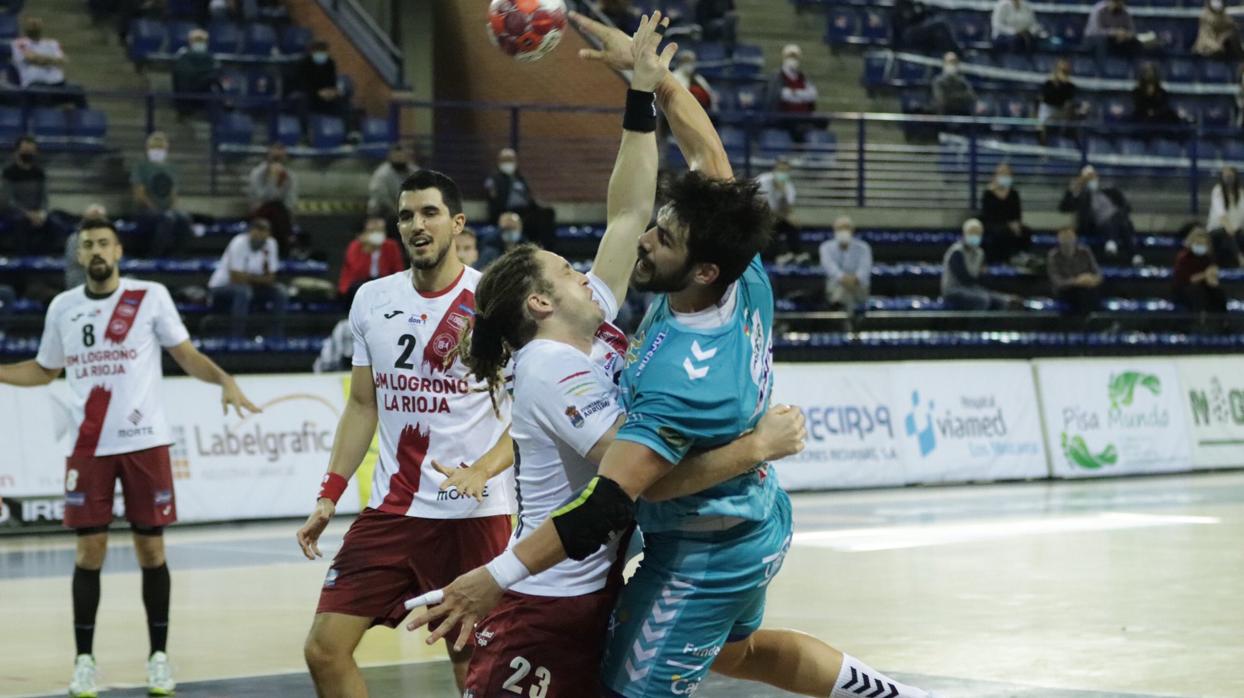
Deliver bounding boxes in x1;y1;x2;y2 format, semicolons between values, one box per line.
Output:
992;0;1040;38
755;171;796;213
11;37;65;87
208;233;280;288
1208;183;1244;234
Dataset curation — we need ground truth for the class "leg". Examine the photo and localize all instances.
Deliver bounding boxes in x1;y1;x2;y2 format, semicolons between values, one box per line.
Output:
227;283;254;338
133;529;170;657
305;612;372;698
252;284;288;340
73;528;109;657
713;629;842;693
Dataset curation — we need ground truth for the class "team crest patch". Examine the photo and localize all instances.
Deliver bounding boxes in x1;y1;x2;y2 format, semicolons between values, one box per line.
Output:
657;427;689;450
565;406;585;428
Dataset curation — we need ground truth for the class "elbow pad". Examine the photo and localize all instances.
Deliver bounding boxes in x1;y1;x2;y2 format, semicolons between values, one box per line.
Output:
551;476;636;561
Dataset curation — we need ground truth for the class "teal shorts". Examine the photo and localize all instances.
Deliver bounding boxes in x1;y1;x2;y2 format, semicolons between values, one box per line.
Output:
600;488;793;697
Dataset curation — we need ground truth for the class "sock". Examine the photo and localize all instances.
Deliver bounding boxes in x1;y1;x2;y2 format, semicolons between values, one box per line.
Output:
141;563;170;656
72;565;102;657
830;654;930;698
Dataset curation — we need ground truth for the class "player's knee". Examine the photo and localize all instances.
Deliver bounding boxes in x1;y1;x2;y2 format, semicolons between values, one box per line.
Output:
74;532;108;569
303;632;339;672
132;530;166;567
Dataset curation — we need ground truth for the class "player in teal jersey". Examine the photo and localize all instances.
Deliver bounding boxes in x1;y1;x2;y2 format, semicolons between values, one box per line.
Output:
408;11;936;698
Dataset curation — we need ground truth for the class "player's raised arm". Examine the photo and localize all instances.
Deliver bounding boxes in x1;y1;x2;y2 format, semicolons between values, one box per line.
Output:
590;12;676;304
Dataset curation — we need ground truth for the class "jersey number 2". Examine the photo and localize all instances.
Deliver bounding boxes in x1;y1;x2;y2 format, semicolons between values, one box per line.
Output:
82;324;95;347
394;334;417;369
502;656;551;697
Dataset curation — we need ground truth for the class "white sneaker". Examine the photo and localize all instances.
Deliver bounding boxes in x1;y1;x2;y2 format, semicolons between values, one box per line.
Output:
68;654;98;698
147;651;175;696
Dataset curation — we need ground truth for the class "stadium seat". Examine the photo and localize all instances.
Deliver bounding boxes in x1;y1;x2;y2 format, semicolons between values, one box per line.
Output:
1071;55;1098;79
759;128;794;158
271;114;301;146
1052;16;1084;47
214;112;254;147
1102;57;1132;81
127;19;165;62
219;68;247;99
247;70;277;101
1102;99;1130;124
1087;135;1118;156
166;0;201;19
719;126;746;157
733;84;762;111
336;74;355;103
0;105;21;144
999;54;1032;73
1202;102;1232;128
0;12;16;40
1220;139;1244;162
802;129;837;158
860;10;889;43
30;108;67;140
894;60;931;86
953;12;989;47
279;25;311;55
1167;58;1197;82
68;108;108;143
208;21;241;54
825;8;860;45
1201;59;1233;84
310;115;345;149
731;44;765;75
862;52;889;88
243;23;277;57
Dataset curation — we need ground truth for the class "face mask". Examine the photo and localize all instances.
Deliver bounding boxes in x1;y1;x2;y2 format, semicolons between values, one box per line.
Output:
17;152;34;165
1192;243;1209;256
996;175;1013;188
1086;179;1100;192
499;162;517;176
147;148;167;163
501;228;522;245
783;58;800;73
774;171;790;184
834;228;852;244
964;234;982;247
190;41;208;53
249;237;266;251
312;52;329;65
364;231;386;246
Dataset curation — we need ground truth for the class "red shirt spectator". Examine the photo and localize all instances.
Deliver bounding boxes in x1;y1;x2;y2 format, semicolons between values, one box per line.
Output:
339;218;404;295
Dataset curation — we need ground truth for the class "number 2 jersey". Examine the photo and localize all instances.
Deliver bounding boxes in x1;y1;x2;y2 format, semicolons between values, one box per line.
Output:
349;266;516;520
35;279;191;457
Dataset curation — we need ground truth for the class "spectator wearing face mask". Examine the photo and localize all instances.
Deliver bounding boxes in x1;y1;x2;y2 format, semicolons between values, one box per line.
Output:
980;162;1034;267
1194;0;1242;60
368;145;418;224
1173;227;1229;314
455;228;480;269
767;44;822;141
484;148;554;247
756;158;805;264
932;52;977;116
293;40;351;128
1048;227;1103;316
1207;166;1244;268
64;203;109;289
10;17;86;109
819;215;872;316
172;28;221;117
479;212;526;269
208;216;287;340
130;131;193;257
671;51;717;113
338;216;404;298
942;218;1022;310
1;136;66;255
247;143;298;252
1060;165;1142;266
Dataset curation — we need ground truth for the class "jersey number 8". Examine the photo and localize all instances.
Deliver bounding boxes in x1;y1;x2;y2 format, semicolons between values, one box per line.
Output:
82;324;95;347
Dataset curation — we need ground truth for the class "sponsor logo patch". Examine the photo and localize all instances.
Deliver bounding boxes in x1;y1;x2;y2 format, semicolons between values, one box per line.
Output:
154;489;173;505
565;405;585;428
65;492;86;507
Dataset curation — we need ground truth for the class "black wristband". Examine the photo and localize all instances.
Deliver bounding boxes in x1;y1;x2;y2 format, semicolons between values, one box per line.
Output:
623;89;657;133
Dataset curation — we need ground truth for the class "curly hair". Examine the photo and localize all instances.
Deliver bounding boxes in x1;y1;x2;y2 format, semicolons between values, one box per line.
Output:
662;171;774;289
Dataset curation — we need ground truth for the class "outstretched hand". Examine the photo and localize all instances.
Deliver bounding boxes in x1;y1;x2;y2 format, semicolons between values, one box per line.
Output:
221;377;261;418
571;10;637;71
630;12;678;92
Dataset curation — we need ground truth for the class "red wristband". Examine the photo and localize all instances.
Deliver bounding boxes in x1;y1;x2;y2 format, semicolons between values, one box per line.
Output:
318;472;348;504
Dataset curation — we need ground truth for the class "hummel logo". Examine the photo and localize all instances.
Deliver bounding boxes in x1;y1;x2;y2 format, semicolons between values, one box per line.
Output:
384;310;404;319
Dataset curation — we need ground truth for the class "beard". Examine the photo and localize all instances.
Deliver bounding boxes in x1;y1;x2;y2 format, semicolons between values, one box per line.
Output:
409;238;452;270
87;260;113;282
630;253;693;293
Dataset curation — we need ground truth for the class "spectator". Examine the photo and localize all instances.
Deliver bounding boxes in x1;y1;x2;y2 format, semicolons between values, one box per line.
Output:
207;217;288;339
1038;59;1089;141
484;148;554;246
1173;227;1228;313
1048;227;1103;316
456;228;480;269
672;51;717;113
479;212;527;269
1193;0;1242;60
931;52;977;116
1084;0;1140;65
367;145;417;223
64;204;110;289
980;162;1034;266
600;0;641;33
337;217;404;298
1;136;65;255
819;215;872;316
1131;63;1182;127
1059;165;1143;266
292;40;352;128
891;0;961;55
757;158;805;264
942;219;1021;310
1207;166;1244;267
696;0;738;53
313;306;354;373
767;44;821;141
10;17;85;109
247;143;298;252
130;131;193;257
171;28;221;117
992;0;1043;53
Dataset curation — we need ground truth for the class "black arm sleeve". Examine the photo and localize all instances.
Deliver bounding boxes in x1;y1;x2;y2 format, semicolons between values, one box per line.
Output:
551;476;637;561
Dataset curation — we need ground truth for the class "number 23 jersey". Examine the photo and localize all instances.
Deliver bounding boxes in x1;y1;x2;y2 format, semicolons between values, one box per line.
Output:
349;267;515;519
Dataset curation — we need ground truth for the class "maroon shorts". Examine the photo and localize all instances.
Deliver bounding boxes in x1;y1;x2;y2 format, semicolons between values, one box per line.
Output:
464;587;618;698
64;445;176;530
316;508;512;629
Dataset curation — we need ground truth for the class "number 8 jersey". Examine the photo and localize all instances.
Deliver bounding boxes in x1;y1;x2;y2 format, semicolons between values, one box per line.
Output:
348;267;516;519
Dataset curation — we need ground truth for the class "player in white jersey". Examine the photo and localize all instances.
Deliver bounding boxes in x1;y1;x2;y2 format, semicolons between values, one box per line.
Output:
0;221;260;698
295;169;517;696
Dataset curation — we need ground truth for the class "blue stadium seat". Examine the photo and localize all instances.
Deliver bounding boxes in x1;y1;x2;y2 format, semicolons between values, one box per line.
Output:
899;92;926;113
759;128;794;157
279;25;311;55
894;60;931;85
732;44;765;74
272;114;301;146
1102;57;1132;80
166;0;201;19
1202;102;1232;128
1087;135;1117;156
953;12;989;47
358;117;394;157
1220;139;1244;161
719;126;746;156
166;21;198;54
245;70;278;109
30;108;67;140
802;129;837;158
999;54;1032;73
1173;99;1198;124
219;68;247;99
243;23;277;57
68;108;107;139
973;96;998;118
1000;97;1032;119
862;52;889;87
1102;98;1129;124
1118;137;1148;157
1167;57;1197;82
127;19;165;62
1201;59;1233;83
310;115;345;149
1032;53;1058;75
208;21;241;54
0;13;16;40
694;42;727;65
0;106;21;144
1152;138;1183;159
733;84;762;111
860;9;889;43
1052;16;1083;47
1071;55;1098;79
826;7;860;45
214;112;254;146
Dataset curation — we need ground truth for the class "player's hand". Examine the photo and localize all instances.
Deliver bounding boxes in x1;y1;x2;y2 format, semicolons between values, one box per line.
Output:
296;498;335;560
571;11;636;71
432;459;489;502
404;566;505;652
221;377;261;418
752;404;807;462
630;12;678;93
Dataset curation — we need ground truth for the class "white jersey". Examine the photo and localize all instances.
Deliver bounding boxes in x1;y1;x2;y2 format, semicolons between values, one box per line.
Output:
34;279;191;457
350;267;515;519
508;273;628;597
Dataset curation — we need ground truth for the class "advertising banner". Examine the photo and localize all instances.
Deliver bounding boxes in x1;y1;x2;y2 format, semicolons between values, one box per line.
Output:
1175;357;1244;470
1035;360;1192;478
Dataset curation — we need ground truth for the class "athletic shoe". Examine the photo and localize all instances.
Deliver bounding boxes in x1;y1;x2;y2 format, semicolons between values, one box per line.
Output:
147;652;175;696
68;654;98;698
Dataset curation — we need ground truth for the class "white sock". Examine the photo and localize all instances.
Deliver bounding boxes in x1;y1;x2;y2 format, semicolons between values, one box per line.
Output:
830;654;930;698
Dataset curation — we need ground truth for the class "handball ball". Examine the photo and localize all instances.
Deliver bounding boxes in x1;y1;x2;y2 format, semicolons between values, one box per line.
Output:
487;0;568;63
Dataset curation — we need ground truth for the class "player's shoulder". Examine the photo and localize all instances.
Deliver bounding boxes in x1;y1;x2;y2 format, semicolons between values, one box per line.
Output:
460;264;483;288
123;277;171;294
45;286;85;316
516;340;595;389
352;271;407;306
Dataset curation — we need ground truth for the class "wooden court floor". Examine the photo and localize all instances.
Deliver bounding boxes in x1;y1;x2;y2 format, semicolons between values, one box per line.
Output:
2;472;1242;698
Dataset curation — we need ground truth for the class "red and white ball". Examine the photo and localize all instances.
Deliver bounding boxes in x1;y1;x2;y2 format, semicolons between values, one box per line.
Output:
487;0;567;62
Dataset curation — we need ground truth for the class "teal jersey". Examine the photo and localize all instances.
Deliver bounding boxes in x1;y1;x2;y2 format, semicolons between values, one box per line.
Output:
617;255;777;533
